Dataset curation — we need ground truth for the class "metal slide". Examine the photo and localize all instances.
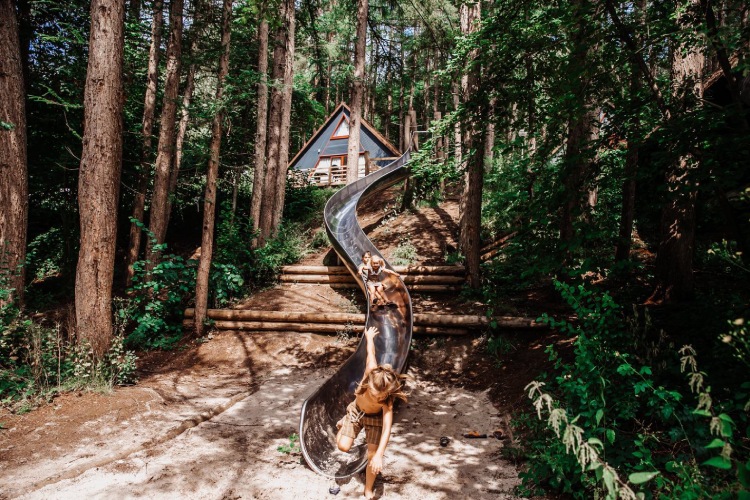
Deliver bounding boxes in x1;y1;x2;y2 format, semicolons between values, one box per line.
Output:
299;150;413;478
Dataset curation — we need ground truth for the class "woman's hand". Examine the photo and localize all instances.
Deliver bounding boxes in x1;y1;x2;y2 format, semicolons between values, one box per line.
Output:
369;453;384;475
364;326;379;340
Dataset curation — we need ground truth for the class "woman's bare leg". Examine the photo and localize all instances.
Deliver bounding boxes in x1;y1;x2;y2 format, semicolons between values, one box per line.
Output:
337;431;354;452
364;444;378;498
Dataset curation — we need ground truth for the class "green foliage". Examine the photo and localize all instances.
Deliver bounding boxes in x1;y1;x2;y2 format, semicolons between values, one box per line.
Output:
310;228;330;250
485;334;516;360
121;250;197;350
283;182;336;227
519;282;750;499
277;432;301;455
249;224;307;285
0;298;137;408
389;239;419;266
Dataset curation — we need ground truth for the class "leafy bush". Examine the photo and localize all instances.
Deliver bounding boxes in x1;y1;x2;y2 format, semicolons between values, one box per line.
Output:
248;223;306;285
389;239;419;266
1;308;137;408
283;181;335;226
120;251;197;350
518;282;750;499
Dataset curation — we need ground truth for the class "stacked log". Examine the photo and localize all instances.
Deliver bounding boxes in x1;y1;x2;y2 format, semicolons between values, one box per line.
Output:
183;308;545;336
480;232;517;261
279;264;466;292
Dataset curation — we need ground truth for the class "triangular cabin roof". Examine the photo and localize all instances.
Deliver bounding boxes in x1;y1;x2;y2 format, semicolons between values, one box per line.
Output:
288;102;400;171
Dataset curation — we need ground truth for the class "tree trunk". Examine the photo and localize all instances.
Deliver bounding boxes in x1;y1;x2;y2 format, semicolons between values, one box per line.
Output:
346;0;368;183
167;3;204;226
649;7;704;302
559;0;597;246
250;15;269;243
458;1;482;290
559;109;598;243
258;0;293;244
615;69;640;262
270;0;296;232
126;0;163;287
452;80;462;165
16;0;31;95
167;54;197;224
145;0;183;267
194;0;233;337
0;0;28;307
400;109;415;211
75;0;125;358
484;97;496;172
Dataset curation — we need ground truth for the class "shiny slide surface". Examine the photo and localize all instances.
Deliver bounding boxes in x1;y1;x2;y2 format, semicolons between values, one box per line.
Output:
299;151;413;478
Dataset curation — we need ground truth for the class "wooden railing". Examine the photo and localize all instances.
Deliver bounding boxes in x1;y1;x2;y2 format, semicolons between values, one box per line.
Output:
295;164;382;187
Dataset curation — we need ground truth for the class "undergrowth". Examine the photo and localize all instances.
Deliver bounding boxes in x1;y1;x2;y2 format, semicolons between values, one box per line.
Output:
516;281;750;499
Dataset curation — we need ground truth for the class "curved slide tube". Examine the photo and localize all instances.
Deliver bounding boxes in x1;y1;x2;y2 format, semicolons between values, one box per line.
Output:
299;150;413;478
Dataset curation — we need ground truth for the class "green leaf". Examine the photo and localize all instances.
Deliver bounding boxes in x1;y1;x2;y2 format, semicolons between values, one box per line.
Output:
703;456;732;469
738;491;750;500
595;408;604;425
629;471;659;484
718;413;735;424
602;468;616;494
705;438;726;449
739;462;750;488
606;429;616;445
693;409;711;417
588;437;603;449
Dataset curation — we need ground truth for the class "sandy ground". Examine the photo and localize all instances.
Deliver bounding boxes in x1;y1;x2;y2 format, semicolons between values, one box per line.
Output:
1;330;522;499
0;188;537;499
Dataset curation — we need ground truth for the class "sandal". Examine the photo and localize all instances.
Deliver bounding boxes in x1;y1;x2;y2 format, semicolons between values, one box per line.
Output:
462;431;488;439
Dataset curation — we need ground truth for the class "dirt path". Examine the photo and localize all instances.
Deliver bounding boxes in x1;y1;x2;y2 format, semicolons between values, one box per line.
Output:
0;189;535;499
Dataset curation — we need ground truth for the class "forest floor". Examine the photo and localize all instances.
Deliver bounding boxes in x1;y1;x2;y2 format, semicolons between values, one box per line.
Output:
0;188;562;500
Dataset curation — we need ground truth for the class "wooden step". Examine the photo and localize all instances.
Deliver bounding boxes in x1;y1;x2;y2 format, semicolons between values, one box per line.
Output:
279;274;465;285
281;265;466;275
184;308;544;329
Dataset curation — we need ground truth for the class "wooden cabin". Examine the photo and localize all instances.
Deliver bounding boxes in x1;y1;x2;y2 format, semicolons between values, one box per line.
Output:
288;103;401;186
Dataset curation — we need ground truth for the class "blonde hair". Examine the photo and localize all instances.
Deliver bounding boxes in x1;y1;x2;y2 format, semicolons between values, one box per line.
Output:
356;364;409;406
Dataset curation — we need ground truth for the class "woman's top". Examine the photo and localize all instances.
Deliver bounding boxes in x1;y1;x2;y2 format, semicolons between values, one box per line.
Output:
366;266;385;283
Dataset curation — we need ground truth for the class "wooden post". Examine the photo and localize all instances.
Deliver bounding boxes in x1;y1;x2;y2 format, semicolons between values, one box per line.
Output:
364;150;370;176
403;111;412;151
409;108;418;150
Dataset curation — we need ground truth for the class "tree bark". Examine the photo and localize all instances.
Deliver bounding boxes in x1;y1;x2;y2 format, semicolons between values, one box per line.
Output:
484;97;496;171
167;2;203;225
452;80;462;165
75;0;125;358
0;0;28;307
270;0;295;232
168;55;196;223
649;5;704;302
145;0;184;267
458;1;482;290
250;14;269;242
126;0;163;287
346;0;368;183
16;0;31;95
559;0;597;246
615;68;641;262
258;0;294;244
194;0;232;336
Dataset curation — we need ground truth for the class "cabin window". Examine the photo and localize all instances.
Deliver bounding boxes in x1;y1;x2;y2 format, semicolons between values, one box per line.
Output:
331;116;350;139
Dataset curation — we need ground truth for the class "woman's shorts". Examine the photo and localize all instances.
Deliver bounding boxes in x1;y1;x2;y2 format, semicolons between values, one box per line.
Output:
338;401;382;445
